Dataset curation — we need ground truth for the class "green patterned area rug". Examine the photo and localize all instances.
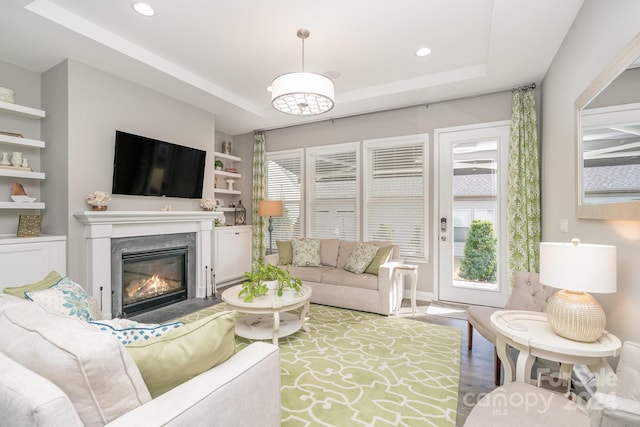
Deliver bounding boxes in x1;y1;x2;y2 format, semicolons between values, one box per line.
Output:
177;304;461;426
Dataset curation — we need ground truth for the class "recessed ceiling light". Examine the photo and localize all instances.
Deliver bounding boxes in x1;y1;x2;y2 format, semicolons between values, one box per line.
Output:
416;47;431;57
133;2;156;17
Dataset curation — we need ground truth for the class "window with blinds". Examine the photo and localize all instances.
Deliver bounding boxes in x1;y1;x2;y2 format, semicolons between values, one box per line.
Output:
306;143;359;240
266;149;303;242
364;135;428;259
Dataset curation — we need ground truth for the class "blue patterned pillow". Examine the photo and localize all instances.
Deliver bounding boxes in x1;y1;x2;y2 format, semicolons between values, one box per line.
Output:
89;319;184;346
25;277;102;321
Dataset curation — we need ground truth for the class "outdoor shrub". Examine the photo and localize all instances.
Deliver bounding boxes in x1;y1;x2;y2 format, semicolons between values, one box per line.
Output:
459;219;497;282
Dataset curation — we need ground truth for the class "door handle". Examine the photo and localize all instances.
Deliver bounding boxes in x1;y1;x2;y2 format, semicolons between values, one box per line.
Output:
440;217;447;232
440;236;447;241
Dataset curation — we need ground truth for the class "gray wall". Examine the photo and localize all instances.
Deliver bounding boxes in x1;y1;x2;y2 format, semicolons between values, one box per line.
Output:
42;60;217;283
257;91;514;295
0;60;43;232
541;0;640;343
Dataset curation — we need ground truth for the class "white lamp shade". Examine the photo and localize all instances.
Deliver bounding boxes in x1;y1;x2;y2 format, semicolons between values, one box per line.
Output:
539;240;616;294
271;72;334;115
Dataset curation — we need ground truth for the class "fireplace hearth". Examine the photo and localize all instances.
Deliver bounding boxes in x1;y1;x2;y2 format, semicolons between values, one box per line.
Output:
111;233;197;318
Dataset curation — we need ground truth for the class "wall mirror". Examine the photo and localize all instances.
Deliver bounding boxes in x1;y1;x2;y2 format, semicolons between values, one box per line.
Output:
576;32;640;220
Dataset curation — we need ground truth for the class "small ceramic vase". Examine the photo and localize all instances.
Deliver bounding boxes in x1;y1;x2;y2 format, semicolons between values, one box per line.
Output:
11;152;22;167
0;152;10;166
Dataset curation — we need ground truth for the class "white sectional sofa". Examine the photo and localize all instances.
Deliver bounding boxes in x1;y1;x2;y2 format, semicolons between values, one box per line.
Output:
266;239;402;316
0;294;281;427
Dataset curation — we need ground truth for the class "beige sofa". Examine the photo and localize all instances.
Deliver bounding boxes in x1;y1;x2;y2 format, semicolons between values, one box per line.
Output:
265;239;402;316
0;294;281;427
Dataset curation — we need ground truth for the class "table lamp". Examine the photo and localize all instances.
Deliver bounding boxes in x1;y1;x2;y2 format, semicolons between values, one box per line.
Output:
539;238;616;342
258;200;283;255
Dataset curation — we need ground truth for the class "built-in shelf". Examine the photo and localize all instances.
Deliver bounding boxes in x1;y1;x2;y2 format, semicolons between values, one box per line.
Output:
216;207;236;212
0;169;45;179
0;202;45;209
214;170;241;179
214;152;241;162
0;134;45;149
214;188;241;195
0;100;46;119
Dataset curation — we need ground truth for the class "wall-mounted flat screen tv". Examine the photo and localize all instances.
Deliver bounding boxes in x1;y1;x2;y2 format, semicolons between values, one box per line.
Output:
112;130;206;199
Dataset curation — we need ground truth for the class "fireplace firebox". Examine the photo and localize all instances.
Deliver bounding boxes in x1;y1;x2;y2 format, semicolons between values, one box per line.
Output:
111;232;197;319
122;247;187;316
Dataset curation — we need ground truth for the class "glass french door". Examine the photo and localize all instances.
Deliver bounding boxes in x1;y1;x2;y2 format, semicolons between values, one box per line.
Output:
436;122;510;307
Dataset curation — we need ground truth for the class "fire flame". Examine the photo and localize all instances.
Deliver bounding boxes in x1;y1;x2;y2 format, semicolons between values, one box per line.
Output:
125;274;180;303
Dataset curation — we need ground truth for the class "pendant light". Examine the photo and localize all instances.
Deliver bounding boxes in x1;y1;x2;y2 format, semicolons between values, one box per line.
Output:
271;29;334;115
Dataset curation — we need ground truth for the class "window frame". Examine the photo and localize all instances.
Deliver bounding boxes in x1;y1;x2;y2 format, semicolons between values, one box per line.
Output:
363;134;429;260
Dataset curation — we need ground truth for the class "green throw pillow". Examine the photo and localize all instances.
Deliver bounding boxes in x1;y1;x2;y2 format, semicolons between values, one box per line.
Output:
276;240;293;265
291;238;321;267
126;310;238;398
344;243;380;274
365;245;395;275
2;270;63;299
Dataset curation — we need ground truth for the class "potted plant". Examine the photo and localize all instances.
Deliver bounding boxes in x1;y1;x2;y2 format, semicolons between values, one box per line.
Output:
239;262;303;302
215;159;224;170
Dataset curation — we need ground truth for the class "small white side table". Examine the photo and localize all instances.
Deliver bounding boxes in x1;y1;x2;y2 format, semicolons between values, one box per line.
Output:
491;310;622;390
395;264;418;315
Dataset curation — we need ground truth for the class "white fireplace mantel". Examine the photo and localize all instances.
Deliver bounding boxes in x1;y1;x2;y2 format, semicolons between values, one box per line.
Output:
74;210;223;318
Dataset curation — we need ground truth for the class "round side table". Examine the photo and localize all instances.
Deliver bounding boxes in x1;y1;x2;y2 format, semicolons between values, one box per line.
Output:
395;264;418;315
491;310;621;391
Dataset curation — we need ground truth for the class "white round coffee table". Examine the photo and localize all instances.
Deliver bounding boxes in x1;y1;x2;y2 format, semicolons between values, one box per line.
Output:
221;284;312;346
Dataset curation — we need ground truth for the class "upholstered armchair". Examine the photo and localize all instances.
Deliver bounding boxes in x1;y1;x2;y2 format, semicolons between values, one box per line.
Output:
464;341;640;426
467;271;558;385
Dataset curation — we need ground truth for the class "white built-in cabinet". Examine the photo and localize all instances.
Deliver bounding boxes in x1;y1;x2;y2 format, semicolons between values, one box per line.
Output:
0;235;66;288
0;100;46;210
214;225;252;284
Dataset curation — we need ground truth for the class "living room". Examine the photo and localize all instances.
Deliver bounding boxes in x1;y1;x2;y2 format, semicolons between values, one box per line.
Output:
1;0;639;426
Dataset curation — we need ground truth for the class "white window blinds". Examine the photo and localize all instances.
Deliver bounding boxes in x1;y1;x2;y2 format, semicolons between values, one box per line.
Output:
364;135;428;259
266;149;303;241
306;143;359;240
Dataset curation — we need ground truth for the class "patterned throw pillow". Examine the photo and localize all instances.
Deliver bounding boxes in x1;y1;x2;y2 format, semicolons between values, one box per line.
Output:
25;277;103;321
344;243;380;274
291;238;321;267
89;318;184;346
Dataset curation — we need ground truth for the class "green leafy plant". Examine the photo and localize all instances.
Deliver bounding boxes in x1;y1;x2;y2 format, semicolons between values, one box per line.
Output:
239;262;303;302
459;219;497;282
215;159;224;169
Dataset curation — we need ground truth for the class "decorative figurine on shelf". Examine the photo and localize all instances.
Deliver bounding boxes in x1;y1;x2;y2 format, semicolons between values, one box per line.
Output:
222;141;232;155
0;152;10;166
234;200;246;225
225;179;235;191
11;182;36;203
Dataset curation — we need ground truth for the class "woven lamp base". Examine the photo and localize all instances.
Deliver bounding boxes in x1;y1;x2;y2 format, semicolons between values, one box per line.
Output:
546;290;606;342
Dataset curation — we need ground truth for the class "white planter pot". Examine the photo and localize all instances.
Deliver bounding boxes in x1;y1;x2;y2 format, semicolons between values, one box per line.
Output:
263;280;279;291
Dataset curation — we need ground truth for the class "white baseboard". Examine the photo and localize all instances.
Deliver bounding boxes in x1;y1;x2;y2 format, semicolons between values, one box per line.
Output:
403;289;433;303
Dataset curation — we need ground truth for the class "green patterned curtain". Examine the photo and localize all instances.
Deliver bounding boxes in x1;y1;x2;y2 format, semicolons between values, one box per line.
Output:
252;132;267;263
507;88;540;284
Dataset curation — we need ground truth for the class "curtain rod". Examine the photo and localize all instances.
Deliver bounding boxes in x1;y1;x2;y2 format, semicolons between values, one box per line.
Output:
255;82;536;134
